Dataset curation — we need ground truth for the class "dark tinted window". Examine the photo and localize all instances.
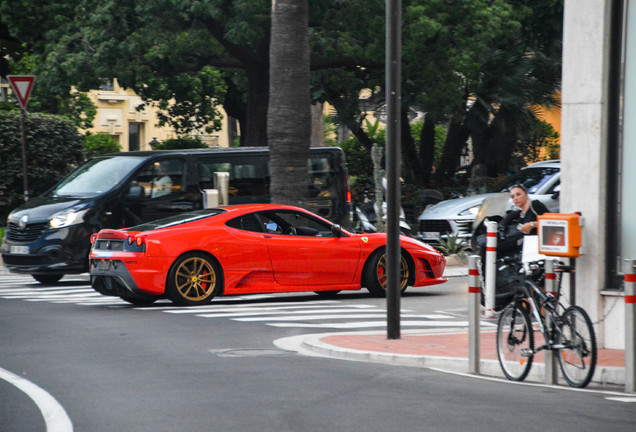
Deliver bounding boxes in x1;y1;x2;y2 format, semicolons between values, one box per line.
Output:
197;156;269;204
258;210;338;237
226;214;263;233
131;158;186;199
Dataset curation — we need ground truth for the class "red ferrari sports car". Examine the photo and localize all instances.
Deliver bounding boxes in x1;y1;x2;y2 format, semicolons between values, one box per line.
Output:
89;204;446;306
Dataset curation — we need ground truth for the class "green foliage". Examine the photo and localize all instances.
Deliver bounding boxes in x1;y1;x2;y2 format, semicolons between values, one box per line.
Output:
0;111;84;221
521;119;560;163
434;234;471;256
152;137;209;150
0;227;4;246
83;133;121;159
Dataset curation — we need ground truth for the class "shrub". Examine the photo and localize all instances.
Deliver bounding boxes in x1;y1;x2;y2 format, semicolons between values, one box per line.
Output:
434;234;471;256
0;111;84;221
83;133;121;159
152;137;208;150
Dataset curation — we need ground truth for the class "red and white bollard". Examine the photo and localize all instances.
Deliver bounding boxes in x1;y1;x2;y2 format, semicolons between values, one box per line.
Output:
468;255;481;374
484;221;498;318
624;259;636;393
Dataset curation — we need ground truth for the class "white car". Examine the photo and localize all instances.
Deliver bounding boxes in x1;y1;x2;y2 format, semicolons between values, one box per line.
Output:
417;160;561;244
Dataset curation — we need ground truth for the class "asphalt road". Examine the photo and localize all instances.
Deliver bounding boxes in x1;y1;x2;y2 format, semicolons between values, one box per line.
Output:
0;274;634;431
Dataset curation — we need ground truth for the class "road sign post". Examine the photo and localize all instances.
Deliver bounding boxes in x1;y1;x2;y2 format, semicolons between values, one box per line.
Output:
7;75;35;202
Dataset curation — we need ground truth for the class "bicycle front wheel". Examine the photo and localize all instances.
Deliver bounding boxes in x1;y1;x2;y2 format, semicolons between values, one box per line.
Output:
557;305;597;388
496;303;534;381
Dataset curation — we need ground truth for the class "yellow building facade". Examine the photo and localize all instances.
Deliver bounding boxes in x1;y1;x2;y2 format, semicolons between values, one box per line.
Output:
86;79;233;150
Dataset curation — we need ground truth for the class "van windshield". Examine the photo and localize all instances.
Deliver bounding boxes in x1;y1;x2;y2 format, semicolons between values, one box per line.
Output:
51;156;146;197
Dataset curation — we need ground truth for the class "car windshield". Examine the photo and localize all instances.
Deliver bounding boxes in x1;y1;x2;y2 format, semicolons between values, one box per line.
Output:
51;156;146;197
125;209;227;232
489;167;559;194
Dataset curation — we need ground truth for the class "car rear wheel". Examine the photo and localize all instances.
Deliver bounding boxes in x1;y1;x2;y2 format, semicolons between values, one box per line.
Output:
32;274;64;284
167;253;222;306
363;248;409;297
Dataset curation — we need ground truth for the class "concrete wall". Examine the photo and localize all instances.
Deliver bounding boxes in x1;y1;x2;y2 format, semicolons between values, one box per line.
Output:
562;0;620;347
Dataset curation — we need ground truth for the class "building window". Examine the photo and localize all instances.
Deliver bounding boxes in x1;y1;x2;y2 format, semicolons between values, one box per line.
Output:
129;123;141;151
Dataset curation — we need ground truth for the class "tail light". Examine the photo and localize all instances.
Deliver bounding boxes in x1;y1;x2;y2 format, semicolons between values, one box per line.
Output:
127;235;146;247
345;174;352;204
90;233;98;244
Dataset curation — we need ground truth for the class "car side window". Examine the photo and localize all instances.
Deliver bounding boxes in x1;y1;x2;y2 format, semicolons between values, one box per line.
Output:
259;210;335;237
131;159;185;199
226;214;263;233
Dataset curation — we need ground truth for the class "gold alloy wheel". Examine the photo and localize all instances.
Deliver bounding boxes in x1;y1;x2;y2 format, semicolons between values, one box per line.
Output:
174;256;217;301
376;253;409;291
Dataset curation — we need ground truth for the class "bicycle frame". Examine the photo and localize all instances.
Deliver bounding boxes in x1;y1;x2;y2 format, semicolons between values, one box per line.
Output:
512;263;570;356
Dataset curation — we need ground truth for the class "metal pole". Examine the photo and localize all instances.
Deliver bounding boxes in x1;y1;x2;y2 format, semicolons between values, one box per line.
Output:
468;255;481;374
19;106;29;202
544;258;558;385
385;0;402;339
484;221;498;318
624;259;636;393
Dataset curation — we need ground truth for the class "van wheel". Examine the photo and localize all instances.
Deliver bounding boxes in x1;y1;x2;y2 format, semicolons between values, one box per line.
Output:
120;296;157;306
167;252;222;306
32;274;63;284
363;248;409;297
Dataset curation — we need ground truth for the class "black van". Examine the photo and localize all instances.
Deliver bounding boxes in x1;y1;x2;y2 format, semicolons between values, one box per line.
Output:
1;147;350;283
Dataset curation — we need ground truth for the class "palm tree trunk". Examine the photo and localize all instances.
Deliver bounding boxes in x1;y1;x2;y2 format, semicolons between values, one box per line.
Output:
268;0;311;206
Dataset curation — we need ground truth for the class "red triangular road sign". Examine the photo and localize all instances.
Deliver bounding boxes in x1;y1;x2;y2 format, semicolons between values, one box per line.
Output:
7;75;36;109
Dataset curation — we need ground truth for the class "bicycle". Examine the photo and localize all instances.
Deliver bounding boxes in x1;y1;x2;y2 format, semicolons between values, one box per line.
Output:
495;259;598;388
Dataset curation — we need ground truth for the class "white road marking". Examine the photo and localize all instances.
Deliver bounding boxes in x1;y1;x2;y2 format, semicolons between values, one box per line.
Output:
605;397;636;403
0;366;73;432
268;320;483;329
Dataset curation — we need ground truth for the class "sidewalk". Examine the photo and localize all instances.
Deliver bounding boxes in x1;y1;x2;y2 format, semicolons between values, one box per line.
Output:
277;263;629;391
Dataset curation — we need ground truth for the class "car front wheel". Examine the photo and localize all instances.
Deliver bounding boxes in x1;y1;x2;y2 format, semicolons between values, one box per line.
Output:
32;274;64;284
167;253;222;306
363;248;409;297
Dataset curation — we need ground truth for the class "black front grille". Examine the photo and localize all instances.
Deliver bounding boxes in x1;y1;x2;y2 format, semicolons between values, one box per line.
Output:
419;220;452;234
7;222;49;242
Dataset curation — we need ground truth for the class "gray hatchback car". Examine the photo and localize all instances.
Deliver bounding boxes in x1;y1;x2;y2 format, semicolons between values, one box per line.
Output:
417;160;561;244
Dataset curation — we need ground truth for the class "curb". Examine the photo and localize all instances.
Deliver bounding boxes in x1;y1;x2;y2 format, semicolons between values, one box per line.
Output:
275;330;626;388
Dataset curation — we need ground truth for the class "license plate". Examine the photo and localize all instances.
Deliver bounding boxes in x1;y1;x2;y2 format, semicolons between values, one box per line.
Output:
98;260;111;271
421;232;440;240
10;245;29;254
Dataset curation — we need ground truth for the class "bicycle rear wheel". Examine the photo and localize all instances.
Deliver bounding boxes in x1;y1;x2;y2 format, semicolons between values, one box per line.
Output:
496;303;534;381
557;305;597;388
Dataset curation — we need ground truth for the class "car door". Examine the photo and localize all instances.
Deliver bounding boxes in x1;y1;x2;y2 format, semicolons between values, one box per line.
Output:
259;210;361;285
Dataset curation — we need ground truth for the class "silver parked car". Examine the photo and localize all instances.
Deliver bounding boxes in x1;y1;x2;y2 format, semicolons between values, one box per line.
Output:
417;160;561;244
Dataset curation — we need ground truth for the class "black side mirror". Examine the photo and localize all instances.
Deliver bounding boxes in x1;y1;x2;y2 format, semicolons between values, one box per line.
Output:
125;185;145;201
331;224;342;236
551;190;560;200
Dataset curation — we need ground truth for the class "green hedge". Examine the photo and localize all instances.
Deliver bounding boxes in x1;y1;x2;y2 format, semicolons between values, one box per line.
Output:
0;111;84;222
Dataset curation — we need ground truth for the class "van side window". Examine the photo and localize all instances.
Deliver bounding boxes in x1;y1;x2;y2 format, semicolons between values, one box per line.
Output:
197;158;269;204
132;159;185;199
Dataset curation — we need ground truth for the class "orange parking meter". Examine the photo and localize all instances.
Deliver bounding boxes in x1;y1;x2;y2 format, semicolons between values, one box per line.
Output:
537;213;582;258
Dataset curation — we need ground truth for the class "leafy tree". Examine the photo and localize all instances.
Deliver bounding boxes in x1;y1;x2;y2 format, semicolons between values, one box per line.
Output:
0;111;84;220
